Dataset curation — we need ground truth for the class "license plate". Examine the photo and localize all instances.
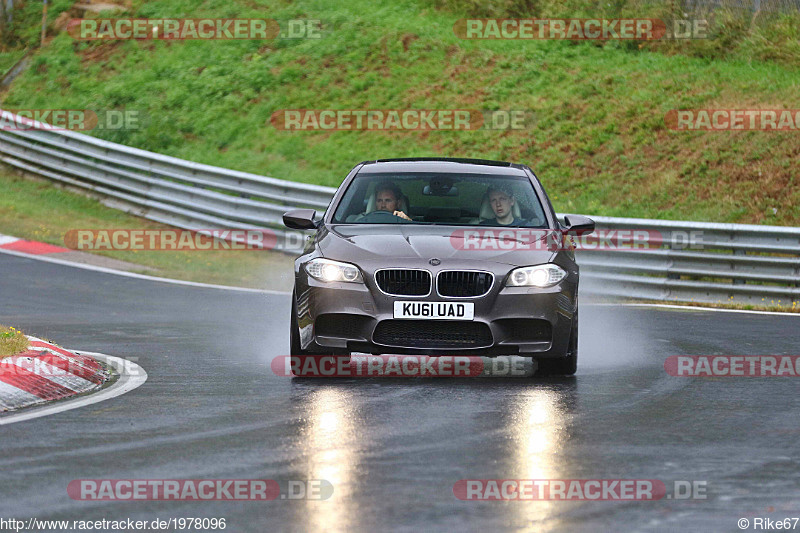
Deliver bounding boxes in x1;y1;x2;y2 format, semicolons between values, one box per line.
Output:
393;301;474;320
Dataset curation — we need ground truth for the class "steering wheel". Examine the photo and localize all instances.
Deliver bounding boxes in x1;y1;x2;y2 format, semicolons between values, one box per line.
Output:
356;210;410;223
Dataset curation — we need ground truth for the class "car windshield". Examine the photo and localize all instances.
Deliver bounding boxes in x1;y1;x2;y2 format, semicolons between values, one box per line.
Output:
331;172;548;227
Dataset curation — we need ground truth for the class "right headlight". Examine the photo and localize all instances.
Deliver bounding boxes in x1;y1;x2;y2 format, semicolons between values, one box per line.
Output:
305;258;364;284
506;264;567;288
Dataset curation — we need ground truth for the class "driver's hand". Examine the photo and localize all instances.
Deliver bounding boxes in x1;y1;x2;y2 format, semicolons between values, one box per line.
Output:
394;210;411;220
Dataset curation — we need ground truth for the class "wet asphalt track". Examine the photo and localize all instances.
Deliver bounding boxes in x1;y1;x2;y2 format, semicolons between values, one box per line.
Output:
1;252;799;532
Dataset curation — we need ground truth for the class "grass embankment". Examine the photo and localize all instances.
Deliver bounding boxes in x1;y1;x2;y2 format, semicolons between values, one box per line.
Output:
0;48;25;74
0;324;28;358
0;0;796;225
0;171;295;289
0;0;74;70
434;0;800;66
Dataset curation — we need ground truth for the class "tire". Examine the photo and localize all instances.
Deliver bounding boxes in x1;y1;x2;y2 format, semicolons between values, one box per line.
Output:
290;290;309;357
290;290;350;377
541;308;578;376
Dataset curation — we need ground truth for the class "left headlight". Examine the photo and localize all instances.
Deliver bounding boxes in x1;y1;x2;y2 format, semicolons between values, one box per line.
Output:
506;264;567;288
305;258;364;284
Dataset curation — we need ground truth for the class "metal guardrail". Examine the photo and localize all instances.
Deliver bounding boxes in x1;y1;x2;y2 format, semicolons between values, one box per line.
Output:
0;110;335;245
0;110;797;308
574;216;800;306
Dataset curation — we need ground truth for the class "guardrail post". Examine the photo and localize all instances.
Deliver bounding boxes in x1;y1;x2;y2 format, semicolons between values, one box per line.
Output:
733;248;746;285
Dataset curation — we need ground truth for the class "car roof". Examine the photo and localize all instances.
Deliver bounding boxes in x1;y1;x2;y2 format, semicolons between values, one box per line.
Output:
358;158;530;176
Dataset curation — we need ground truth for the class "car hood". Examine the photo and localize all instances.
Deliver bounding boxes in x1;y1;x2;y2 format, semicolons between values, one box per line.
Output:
318;224;557;266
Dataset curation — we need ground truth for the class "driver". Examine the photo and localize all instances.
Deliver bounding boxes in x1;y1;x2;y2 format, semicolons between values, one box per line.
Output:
374;182;411;221
480;186;526;226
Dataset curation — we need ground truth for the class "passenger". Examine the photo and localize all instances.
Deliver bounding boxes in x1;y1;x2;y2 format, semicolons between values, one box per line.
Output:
480;186;526;226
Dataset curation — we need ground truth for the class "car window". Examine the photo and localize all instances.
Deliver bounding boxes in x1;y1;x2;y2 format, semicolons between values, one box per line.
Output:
331;172;548;227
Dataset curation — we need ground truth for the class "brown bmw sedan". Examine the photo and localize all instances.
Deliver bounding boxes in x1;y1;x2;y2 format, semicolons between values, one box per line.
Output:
283;158;594;375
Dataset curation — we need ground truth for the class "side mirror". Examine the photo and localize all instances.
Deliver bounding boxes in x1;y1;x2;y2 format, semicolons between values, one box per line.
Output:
563;214;595;236
283;209;318;230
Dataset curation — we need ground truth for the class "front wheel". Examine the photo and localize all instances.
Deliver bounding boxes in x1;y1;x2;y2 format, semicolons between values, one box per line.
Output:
289;290;350;377
290;290;309;357
540;308;578;376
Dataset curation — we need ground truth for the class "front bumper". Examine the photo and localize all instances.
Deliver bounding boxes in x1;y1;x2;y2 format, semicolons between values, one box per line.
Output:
294;261;577;358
